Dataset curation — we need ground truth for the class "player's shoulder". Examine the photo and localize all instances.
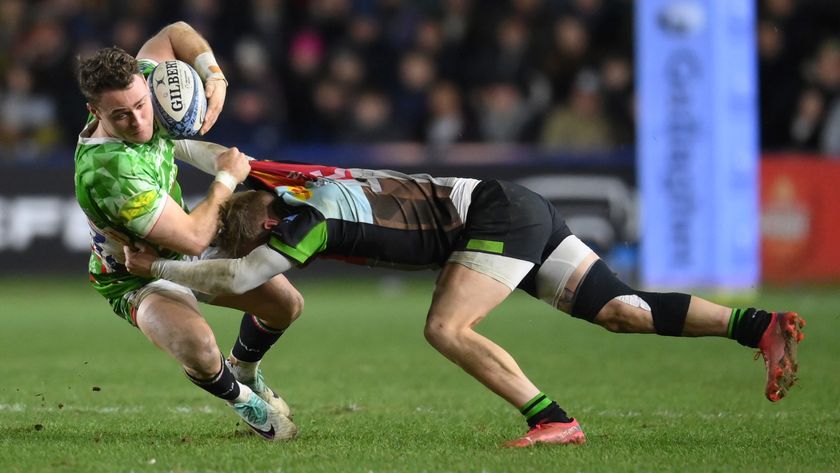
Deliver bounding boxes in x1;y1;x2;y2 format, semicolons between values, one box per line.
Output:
270;204;325;236
267;205;328;264
273;203;325;227
76;133;172;177
137;58;158;78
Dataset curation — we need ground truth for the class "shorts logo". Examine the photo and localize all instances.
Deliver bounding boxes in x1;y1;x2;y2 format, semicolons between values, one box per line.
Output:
466;239;505;254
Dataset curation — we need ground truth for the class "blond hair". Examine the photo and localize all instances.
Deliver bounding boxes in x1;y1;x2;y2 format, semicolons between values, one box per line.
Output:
218;191;273;257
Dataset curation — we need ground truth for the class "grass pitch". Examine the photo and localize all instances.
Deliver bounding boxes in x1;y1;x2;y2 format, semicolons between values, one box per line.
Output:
1;274;838;473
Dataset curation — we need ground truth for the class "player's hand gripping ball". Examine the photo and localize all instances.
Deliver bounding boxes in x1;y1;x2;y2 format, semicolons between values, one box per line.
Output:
148;60;206;138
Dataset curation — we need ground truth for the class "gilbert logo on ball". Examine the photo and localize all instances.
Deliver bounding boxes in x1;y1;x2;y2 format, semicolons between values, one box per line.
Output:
148;60;206;138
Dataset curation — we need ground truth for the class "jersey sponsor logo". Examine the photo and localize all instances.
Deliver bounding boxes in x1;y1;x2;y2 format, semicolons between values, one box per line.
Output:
119;190;160;221
277;185;312;201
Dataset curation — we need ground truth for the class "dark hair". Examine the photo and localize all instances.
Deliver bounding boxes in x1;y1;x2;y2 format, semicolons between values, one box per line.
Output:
76;47;141;104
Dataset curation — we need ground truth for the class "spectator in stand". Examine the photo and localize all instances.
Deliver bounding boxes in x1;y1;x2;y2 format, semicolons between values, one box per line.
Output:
112;18;149;54
473;81;539;143
540;69;612;152
469;16;533;90
758;18;800;150
394;50;437;140
789;38;840;152
310;78;349;142
0;0;26;60
0;65;61;161
414;18;461;84
424;80;474;148
540;15;592;104
224;88;284;158
511;0;553;36
327;47;367;95
345;13;394;87
282;30;326;143
599;54;634;147
341;88;404;143
815;39;840;155
18;18;80;145
789;88;825;150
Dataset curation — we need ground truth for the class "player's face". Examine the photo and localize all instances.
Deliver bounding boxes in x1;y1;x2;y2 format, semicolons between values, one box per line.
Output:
89;74;154;144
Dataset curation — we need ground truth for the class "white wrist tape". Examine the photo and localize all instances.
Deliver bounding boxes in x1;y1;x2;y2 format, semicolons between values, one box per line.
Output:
214;171;239;192
194;51;227;85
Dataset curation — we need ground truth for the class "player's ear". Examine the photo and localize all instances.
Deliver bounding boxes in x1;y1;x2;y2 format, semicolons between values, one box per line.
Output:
87;102;98;118
263;218;279;230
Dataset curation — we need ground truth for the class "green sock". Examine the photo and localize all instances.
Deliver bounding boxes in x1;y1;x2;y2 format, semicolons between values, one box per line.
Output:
727;307;771;348
520;392;571;427
727;308;747;339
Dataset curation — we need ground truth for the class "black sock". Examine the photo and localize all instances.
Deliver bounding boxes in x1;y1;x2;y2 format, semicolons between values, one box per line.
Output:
186;357;240;402
728;308;772;348
520;392;573;428
231;313;285;362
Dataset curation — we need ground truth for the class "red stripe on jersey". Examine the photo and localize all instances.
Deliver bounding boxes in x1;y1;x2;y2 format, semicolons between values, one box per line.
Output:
248;160;354;190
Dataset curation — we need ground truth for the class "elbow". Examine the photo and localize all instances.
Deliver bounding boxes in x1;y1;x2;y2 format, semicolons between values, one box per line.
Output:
164;21;193;35
180;233;217;257
180;242;208;257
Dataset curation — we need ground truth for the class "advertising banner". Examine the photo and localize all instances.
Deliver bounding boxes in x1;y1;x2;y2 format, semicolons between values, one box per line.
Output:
761;156;840;284
636;0;759;289
0;160;635;275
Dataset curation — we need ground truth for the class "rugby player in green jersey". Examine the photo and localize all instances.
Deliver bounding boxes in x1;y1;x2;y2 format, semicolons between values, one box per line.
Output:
123;163;805;447
74;23;299;440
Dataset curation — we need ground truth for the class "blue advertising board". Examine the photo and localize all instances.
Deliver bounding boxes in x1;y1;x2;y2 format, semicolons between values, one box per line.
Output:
636;0;758;288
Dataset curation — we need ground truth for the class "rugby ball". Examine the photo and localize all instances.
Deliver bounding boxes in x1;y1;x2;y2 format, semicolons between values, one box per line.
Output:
148;60;206;138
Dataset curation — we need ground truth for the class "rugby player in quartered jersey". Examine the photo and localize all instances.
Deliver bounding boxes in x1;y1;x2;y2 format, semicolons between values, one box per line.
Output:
125;158;806;448
257;168;478;269
135;160;571;299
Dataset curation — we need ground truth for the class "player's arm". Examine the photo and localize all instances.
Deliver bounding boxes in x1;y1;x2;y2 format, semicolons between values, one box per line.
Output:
136;21;226;134
144;146;249;256
124;244;293;295
173;140;253;176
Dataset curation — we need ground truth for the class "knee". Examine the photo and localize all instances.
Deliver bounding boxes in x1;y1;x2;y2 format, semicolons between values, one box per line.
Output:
177;334;221;378
256;290;304;329
423;317;465;353
285;291;305;323
594;299;639;333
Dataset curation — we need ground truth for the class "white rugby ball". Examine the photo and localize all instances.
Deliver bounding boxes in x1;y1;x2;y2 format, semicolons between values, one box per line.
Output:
148;60;206;138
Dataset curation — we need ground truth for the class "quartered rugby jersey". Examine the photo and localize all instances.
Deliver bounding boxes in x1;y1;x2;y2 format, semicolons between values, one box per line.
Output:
247;161;480;268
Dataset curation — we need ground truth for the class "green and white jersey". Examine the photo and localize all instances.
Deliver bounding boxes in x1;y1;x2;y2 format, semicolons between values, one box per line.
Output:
74;58;187;301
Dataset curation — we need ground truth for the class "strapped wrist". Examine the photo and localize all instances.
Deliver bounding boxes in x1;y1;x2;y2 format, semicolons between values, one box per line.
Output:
194;51;227;86
214;170;239;192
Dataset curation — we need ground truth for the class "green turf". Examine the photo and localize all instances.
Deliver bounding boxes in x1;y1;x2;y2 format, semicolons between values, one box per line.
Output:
1;275;838;472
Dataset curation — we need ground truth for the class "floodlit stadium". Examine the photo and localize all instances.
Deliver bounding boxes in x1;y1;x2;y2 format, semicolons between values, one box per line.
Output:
1;1;838;472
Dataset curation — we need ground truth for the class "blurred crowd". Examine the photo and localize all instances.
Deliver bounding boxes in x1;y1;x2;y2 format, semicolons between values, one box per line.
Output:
1;0;839;163
0;0;635;161
759;0;840;154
